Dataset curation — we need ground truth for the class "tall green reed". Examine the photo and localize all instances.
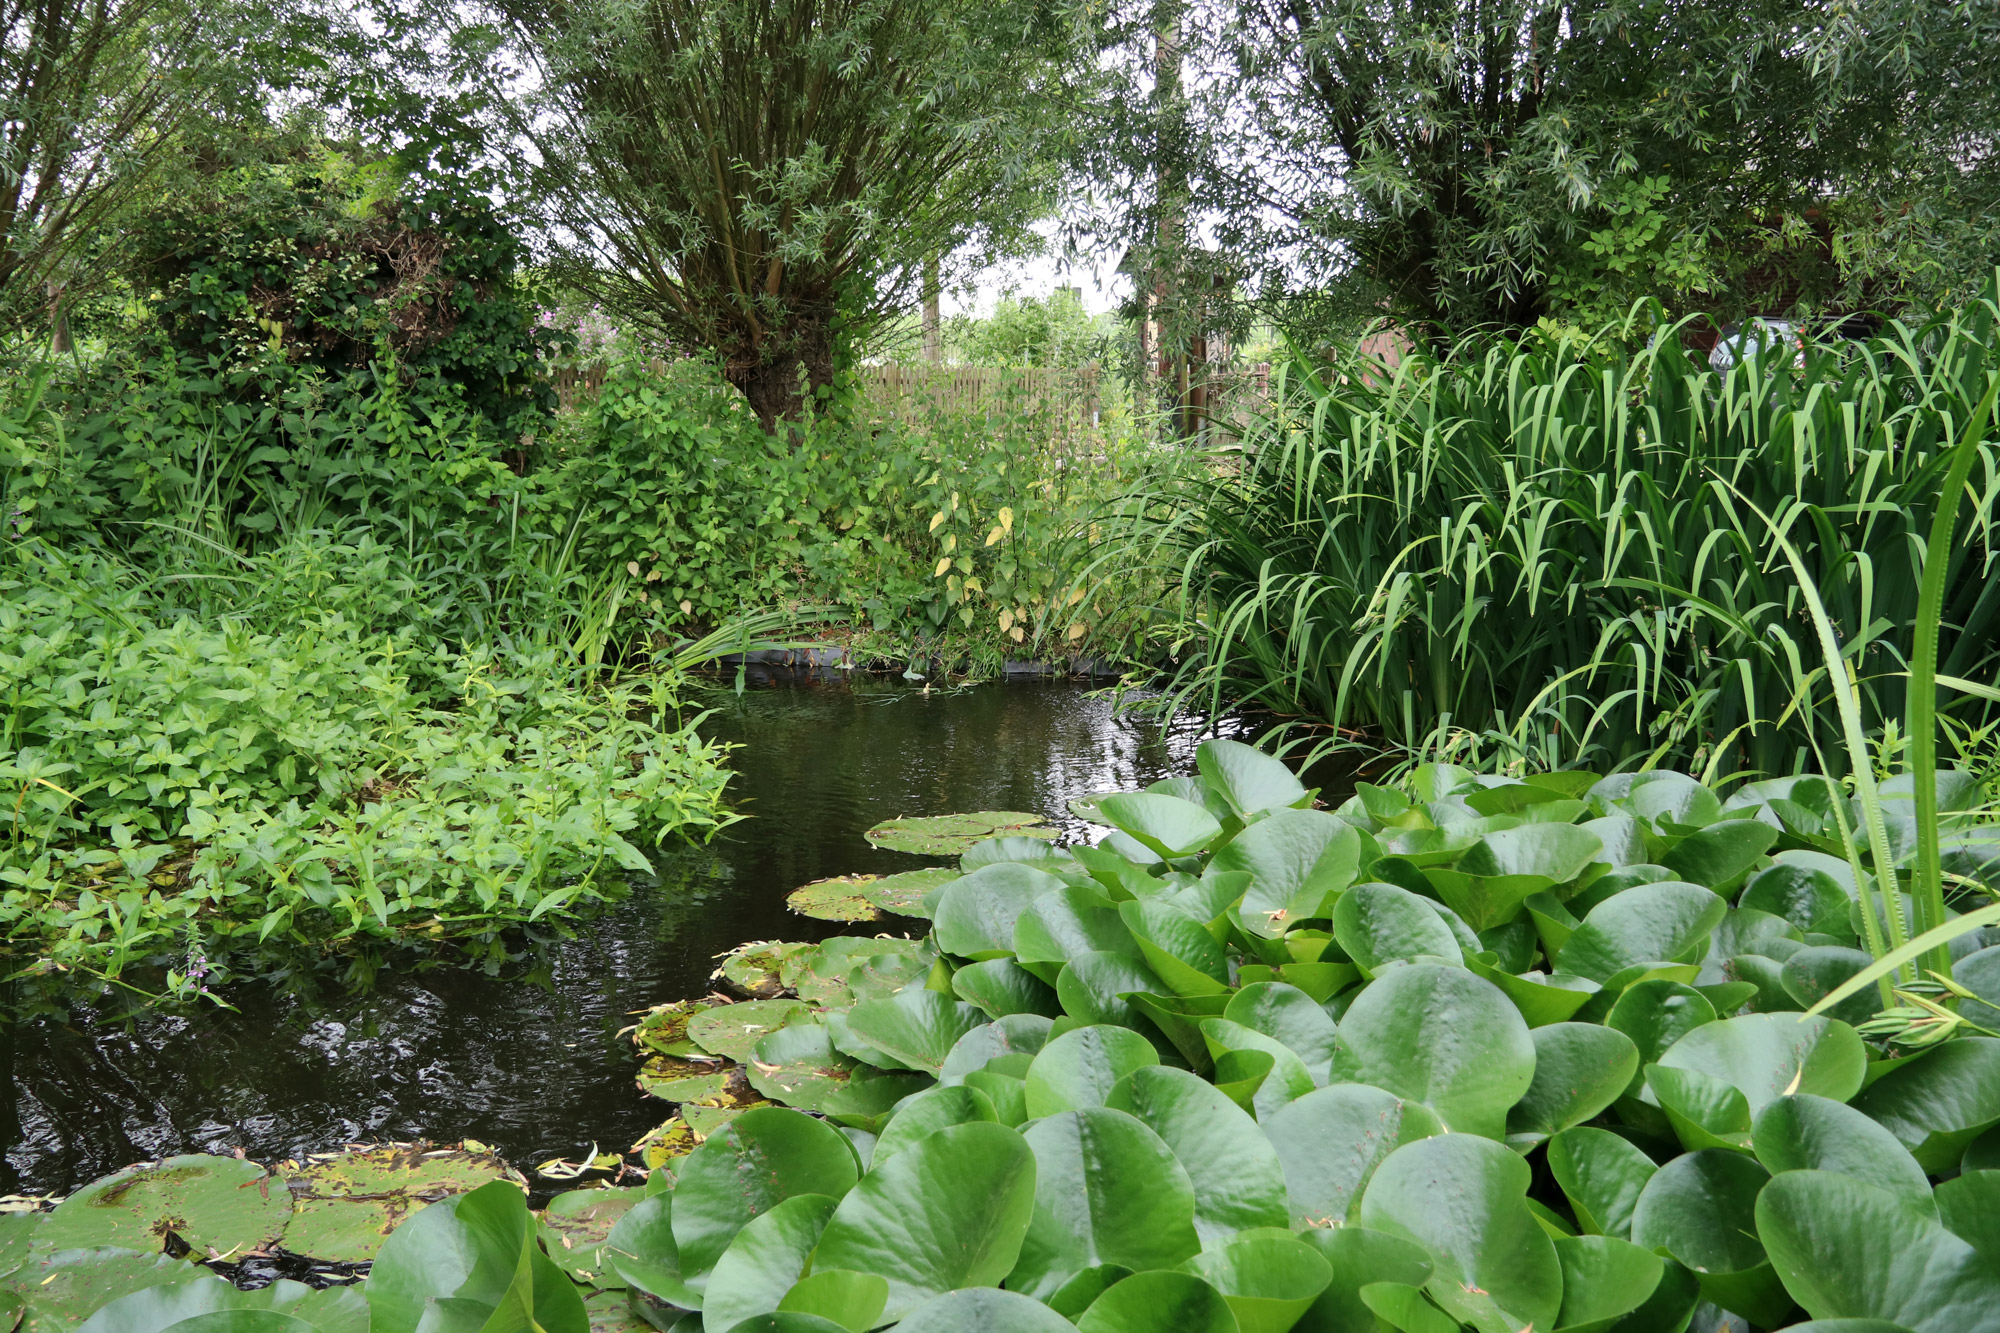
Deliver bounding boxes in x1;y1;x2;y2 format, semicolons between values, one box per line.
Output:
1152;293;2000;779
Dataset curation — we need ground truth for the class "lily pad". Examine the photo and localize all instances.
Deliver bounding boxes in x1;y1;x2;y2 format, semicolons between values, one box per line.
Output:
718;944;814;1000
541;1188;647;1286
687;1001;813;1063
34;1156;290;1258
280;1143;518;1264
862;869;959;918
8;1249;194;1333
865;813;1057;856
786;877;886;922
633;1000;720;1057
745;1025;863;1114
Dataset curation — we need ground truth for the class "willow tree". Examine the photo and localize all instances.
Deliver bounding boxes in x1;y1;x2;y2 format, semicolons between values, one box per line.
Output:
470;0;1072;430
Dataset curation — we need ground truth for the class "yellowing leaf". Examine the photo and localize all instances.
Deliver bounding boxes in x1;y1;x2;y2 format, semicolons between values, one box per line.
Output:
950;491;960;510
1068;621;1087;641
626;561;640;576
944;534;957;553
929;511;947;532
999;507;1014;533
1067;587;1085;606
964;576;983;593
1010;626;1026;643
679;600;693;614
999;610;1014;632
986;526;1005;546
935;556;952;577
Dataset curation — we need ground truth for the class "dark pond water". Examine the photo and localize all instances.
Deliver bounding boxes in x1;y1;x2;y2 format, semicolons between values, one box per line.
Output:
3;674;1294;1199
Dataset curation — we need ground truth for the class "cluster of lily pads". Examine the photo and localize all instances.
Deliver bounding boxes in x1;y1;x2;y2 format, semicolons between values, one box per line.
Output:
616;739;2000;1332
10;740;2000;1333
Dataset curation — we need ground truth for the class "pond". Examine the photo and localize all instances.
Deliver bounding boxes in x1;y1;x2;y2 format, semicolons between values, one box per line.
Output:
4;674;1304;1200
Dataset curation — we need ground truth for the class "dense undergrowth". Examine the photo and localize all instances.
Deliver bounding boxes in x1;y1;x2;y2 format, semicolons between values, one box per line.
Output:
1151;292;2000;780
0;339;1154;982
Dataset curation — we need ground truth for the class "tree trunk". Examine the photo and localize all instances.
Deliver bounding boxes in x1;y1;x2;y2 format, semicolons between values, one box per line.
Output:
724;315;837;435
922;255;942;362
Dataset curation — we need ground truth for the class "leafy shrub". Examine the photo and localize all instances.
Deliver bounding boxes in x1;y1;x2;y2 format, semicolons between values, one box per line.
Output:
130;140;561;433
1155;291;2000;776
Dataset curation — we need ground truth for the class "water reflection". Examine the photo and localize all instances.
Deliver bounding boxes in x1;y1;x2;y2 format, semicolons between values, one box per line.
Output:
4;676;1261;1197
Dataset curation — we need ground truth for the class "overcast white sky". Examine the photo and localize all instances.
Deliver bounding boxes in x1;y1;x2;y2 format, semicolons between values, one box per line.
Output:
947;224;1128;319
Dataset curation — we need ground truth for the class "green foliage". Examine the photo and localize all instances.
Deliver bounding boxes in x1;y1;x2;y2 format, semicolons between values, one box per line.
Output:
130;137;561;433
618;735;2000;1333
1151;289;2000;778
536;358;1151;660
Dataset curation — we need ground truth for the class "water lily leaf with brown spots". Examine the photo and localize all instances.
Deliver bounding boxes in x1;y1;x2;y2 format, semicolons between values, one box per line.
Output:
717;942;813;999
864;813;1057;856
541;1187;646;1286
743;1023;860;1113
788;877;886;922
863;869;960;919
781;937;931;1006
685;999;812;1062
279;1143;517;1263
32;1155;289;1258
631;999;717;1057
636;1054;734;1104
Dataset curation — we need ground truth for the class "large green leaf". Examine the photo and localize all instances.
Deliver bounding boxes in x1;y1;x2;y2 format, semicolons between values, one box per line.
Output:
1550;1234;1664;1333
1261;1085;1442;1227
1740;862;1856;939
1013;885;1141;978
1557;882;1727;984
1095;794;1223;859
1118;899;1231;996
1629;1149;1791;1326
602;1196;698;1311
811;1122;1037;1323
786;877;888;923
1850;1037;2000;1171
689;1001;814;1062
871;1086;1000;1165
1181;1233;1332;1333
1659;819;1776;891
1603;980;1717;1073
953;960;1062;1020
1331;883;1462;973
1290;1227;1433;1333
1024;1025;1160;1117
698;1195;839;1333
1210;810;1365;933
370;1181;587;1333
1106;1066;1289;1243
939;1015;1055;1085
1427;824;1606;931
934;864;1071;960
1935;1171;2000;1257
669;1109;857;1285
1358;1134;1563;1333
1009;1107;1201;1299
844;989;988;1077
1653;1013;1866;1113
774;1270;887;1333
1545;1128;1658;1241
1751;1095;1933;1215
10;1249;194;1333
1198;1019;1319;1119
1328;965;1536;1139
1645;1064;1754;1152
1222;983;1338;1084
1056;951;1169;1032
541;1188;645;1287
34;1156;290;1257
866;813;1056;856
1505;1023;1639;1146
863;868;962;919
75;1276;363;1333
1073;1271;1238;1333
1757;1171;2000;1333
746;1025;864;1114
1463;954;1601;1027
1197;738;1310;818
888;1288;1077;1332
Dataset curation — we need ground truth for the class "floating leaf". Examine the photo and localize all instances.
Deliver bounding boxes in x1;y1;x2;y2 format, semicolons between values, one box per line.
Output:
281;1143;517;1264
10;1250;193;1333
743;1025;860;1114
689;1001;813;1062
863;869;961;918
785;878;883;922
870;1086;998;1165
541;1188;646;1287
1550;1233;1664;1331
1750;1095;1933;1215
34;1155;290;1258
865;813;1056;856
